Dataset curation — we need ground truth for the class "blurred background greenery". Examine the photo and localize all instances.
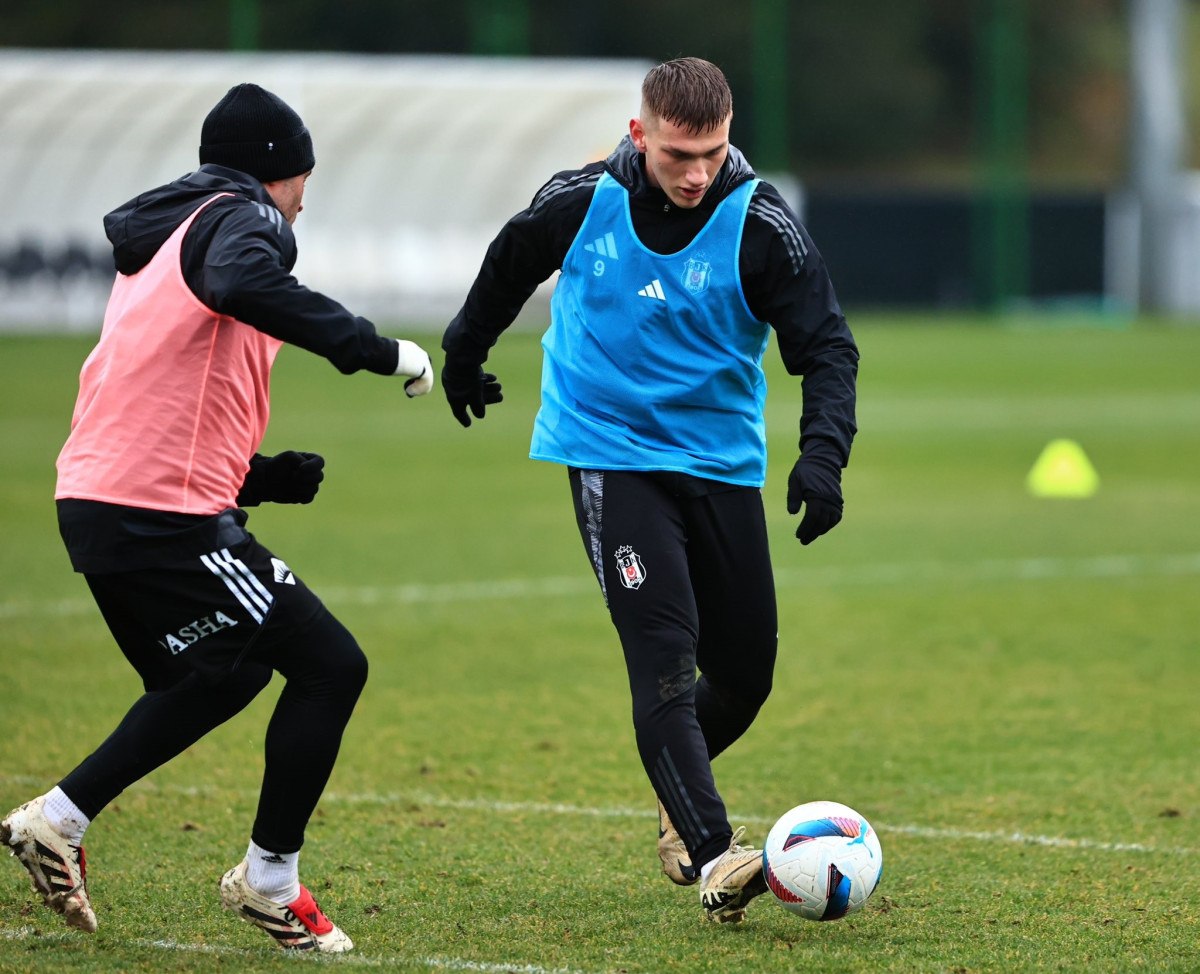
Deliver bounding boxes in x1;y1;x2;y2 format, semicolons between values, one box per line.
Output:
3;0;1194;188
10;0;1200;317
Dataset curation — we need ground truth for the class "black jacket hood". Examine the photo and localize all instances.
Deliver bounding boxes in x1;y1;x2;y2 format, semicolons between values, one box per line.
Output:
603;135;756;205
103;165;278;276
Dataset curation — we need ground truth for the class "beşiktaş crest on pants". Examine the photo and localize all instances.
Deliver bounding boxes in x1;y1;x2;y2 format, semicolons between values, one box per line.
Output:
615;544;646;590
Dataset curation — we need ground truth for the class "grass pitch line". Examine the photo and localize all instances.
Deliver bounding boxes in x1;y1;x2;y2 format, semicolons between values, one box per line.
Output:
141;938;596;973
0;926;598;973
322;789;1198;858
876;822;1193;856
4;552;1200;620
0;777;1196;858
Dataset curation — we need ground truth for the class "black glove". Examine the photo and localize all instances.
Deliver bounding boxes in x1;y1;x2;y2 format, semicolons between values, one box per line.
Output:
786;455;844;545
442;363;503;428
236;451;325;507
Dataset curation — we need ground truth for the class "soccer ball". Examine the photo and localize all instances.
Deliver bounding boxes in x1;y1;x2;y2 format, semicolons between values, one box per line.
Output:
761;800;883;921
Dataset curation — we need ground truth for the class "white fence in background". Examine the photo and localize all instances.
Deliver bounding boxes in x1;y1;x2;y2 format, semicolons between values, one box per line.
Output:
0;50;649;331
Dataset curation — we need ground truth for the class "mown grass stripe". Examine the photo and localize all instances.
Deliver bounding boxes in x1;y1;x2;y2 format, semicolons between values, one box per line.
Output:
3;552;1198;620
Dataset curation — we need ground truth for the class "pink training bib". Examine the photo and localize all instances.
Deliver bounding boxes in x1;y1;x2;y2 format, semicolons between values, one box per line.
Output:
56;194;283;514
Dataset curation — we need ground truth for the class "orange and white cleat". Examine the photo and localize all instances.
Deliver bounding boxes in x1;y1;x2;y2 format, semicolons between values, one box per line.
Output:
0;796;97;933
219;859;352;952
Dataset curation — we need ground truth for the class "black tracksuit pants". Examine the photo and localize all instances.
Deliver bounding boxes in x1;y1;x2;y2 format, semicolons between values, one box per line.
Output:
58;535;367;855
569;468;778;870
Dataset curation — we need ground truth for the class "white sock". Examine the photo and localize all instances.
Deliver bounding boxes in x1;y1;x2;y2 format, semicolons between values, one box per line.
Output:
244;840;300;905
700;856;721;882
41;787;90;845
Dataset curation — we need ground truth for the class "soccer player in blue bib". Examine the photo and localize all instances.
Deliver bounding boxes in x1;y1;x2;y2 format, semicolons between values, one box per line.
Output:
441;57;858;924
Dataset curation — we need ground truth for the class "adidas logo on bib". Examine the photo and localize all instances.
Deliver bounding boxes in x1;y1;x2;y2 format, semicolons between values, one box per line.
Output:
584;232;619;259
637;279;665;300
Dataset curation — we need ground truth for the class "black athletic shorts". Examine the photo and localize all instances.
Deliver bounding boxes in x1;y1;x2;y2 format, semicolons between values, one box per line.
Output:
83;534;326;692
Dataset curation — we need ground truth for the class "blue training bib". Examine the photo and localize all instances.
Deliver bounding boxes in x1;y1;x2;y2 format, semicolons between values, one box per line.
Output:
532;173;770;486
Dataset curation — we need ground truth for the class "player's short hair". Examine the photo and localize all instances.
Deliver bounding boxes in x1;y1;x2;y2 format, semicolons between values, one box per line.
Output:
641;57;733;135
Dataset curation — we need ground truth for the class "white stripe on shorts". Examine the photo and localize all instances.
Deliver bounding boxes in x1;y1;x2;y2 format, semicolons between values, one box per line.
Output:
200;547;274;624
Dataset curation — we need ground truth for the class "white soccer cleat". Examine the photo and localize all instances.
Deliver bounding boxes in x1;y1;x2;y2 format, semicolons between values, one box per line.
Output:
220;859;353;952
699;826;769;924
657;800;699;886
0;796;97;933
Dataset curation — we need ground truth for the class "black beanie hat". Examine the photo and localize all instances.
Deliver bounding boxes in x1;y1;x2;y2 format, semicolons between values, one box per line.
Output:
199;83;315;182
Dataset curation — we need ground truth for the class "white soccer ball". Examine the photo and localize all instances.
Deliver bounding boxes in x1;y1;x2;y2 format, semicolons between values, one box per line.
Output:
761;800;883;921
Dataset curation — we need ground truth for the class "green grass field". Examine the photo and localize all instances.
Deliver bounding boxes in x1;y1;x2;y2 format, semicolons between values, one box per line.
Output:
1;314;1199;972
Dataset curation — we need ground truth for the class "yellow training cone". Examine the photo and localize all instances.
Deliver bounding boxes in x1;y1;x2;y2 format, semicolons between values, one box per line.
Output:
1026;439;1099;498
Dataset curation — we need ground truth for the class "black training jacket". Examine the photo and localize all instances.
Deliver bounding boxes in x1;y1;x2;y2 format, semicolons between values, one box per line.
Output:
60;164;399;572
442;137;858;470
105;164;397;376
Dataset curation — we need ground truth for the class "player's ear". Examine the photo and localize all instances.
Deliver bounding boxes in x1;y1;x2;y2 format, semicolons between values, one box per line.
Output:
630;117;647;152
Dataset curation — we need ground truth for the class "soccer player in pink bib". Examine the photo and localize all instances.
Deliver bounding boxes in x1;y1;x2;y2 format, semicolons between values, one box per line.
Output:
1;83;433;952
